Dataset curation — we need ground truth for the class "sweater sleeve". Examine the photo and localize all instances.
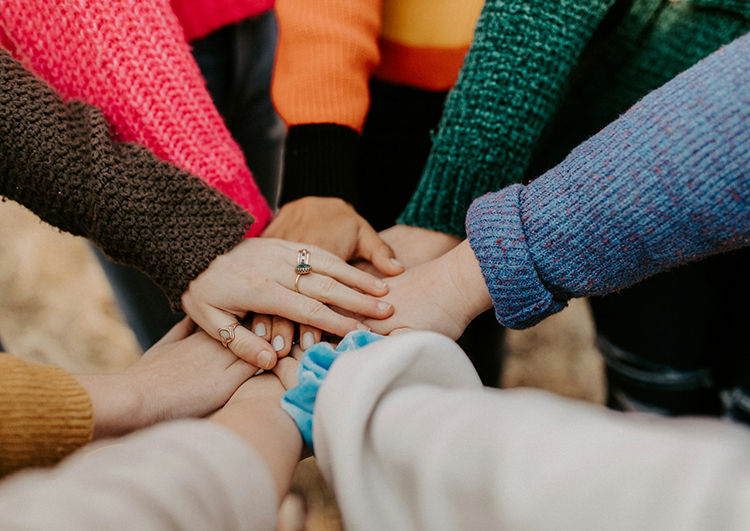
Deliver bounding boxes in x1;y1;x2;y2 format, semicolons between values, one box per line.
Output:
0;421;277;530
0;48;252;310
314;332;750;531
272;0;382;206
398;0;615;236
0;0;272;235
0;354;93;478
466;33;750;329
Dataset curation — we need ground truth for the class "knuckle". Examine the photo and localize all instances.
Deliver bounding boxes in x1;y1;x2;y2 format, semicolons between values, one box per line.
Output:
319;276;338;298
302;298;326;320
317;253;336;271
230;334;255;356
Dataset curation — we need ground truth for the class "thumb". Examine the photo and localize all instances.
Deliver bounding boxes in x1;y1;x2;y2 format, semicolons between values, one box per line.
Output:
356;226;404;277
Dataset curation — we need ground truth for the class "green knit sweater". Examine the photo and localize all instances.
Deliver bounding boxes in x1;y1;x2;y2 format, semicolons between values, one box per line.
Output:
398;0;750;237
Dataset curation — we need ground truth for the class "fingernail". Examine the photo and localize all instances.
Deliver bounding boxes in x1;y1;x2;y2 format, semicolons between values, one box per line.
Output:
378;301;391;311
302;332;315;350
375;279;387;289
356;323;371;331
272;335;285;352
254;323;266;337
391;258;404;268
258;350;274;369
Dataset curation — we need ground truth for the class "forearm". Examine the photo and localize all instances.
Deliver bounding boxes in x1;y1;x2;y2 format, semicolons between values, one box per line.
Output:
467;33;750;329
401;0;615;236
315;333;750;531
0;0;272;232
0;421;278;530
0;48;252;309
210;377;302;502
0;355;92;477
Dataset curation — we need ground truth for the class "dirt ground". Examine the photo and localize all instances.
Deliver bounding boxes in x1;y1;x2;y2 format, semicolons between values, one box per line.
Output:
0;198;605;530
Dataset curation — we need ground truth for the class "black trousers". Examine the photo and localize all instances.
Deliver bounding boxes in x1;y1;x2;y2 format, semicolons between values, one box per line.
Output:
592;245;750;423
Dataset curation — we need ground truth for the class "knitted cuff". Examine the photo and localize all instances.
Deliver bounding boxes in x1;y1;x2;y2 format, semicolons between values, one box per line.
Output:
0;355;93;477
466;185;566;329
87;144;254;312
281;331;383;453
279;124;361;208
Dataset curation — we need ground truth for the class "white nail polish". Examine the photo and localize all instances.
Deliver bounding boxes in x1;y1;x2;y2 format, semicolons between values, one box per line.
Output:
375;279;387;289
378;301;391;311
254;323;266;337
258;351;274;369
272;335;285;352
391;258;404;268
302;332;315;350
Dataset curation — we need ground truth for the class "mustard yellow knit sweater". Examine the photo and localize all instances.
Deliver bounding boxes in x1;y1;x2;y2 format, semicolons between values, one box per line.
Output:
0;354;92;477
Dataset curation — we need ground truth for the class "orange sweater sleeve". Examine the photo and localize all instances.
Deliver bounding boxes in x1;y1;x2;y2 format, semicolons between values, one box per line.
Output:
0;354;93;477
272;0;382;206
272;0;382;131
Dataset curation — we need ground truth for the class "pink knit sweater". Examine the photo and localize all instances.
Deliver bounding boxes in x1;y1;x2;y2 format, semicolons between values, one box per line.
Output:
171;0;274;42
0;0;273;236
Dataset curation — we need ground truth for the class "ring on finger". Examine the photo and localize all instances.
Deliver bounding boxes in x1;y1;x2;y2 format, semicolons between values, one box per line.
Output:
295;273;303;293
218;322;241;348
296;248;312;275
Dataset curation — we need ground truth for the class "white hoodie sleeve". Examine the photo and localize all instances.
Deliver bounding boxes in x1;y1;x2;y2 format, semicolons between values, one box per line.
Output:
0;420;277;531
313;331;750;531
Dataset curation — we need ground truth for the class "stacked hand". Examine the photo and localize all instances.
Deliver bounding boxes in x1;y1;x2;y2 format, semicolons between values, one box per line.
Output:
184;193;490;366
363;240;493;339
76;318;259;439
181;238;394;370
257;194;487;342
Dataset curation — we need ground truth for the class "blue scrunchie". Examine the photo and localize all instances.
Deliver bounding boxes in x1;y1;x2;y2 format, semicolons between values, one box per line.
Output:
281;330;384;453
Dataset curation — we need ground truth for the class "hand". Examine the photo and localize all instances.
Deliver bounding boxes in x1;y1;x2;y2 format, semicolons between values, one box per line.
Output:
248;315;322;358
272;344;304;390
262;197;405;276
182;238;393;369
379;224;462;269
76;318;258;439
362;241;493;339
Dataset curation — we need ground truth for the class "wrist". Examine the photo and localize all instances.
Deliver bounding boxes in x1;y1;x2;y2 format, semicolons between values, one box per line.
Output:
75;374;143;439
446;240;493;322
210;377;302;500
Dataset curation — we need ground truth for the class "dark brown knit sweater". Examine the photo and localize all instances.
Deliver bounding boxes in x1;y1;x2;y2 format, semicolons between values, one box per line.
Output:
0;48;253;309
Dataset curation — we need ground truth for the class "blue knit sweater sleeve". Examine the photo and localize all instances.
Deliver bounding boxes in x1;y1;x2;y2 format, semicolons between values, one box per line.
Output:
466;33;750;330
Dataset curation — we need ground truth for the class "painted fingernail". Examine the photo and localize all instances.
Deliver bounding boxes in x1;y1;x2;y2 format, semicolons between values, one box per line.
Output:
356;323;371;331
272;335;285;352
302;332;315;350
391;258;404;268
378;301;392;311
375;279;388;289
254;323;266;337
258;350;274;369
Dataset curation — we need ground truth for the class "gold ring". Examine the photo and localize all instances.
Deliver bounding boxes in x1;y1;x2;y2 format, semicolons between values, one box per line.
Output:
218;322;241;348
295;273;302;293
296;249;312;275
